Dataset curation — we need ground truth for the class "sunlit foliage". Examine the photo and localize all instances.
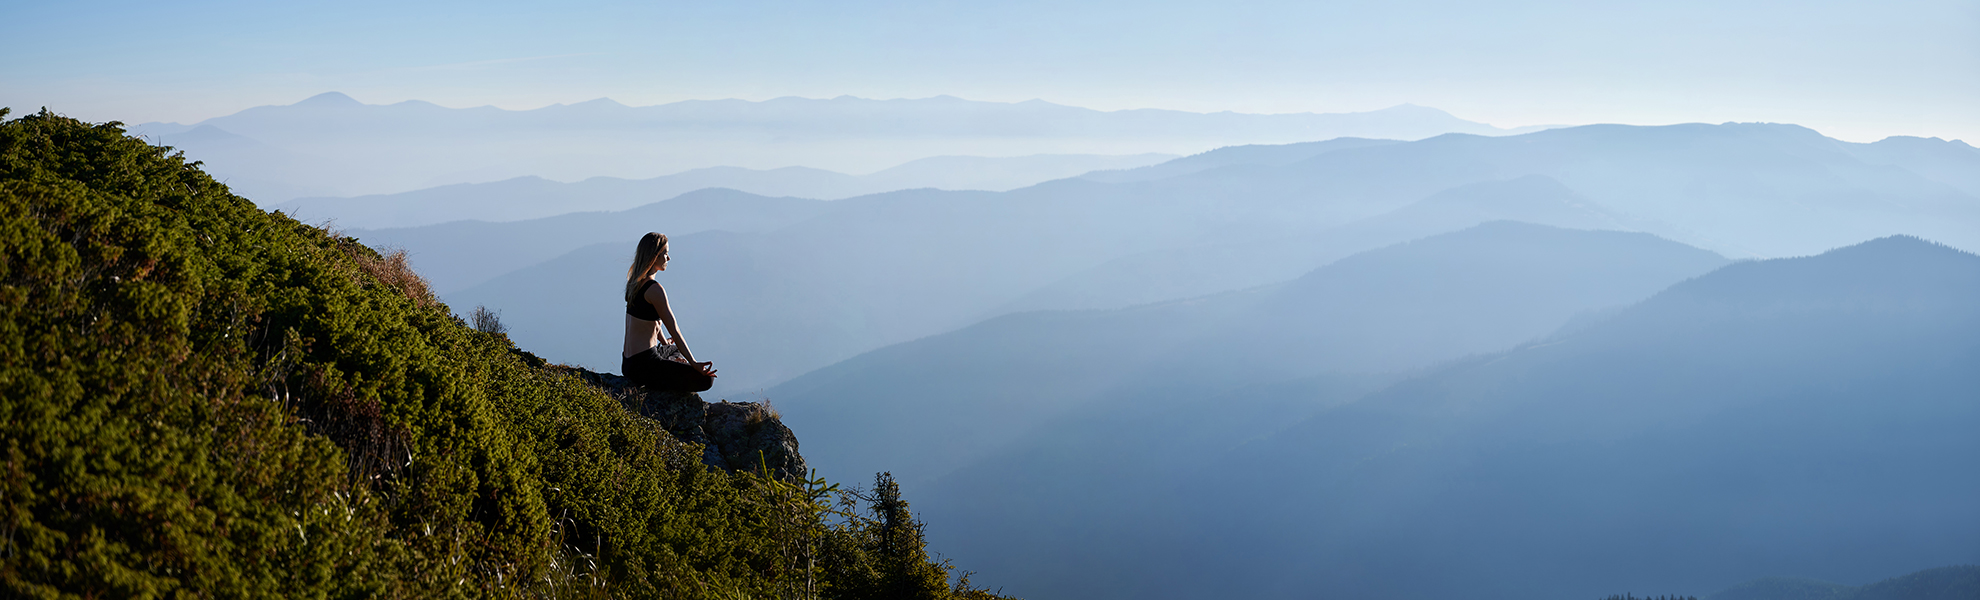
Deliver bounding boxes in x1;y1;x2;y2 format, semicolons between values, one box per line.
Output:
0;108;1008;599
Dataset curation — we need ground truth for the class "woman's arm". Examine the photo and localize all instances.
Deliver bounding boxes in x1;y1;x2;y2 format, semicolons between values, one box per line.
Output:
646;282;699;364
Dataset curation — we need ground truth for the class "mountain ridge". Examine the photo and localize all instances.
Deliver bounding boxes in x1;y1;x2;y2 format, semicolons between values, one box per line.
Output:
777;222;1731;487
903;233;1980;600
277;152;1178;229
122;92;1554;200
424;120;1980;394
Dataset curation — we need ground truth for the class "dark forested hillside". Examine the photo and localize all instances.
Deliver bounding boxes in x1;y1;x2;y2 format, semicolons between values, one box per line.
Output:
0;109;1008;599
1710;565;1980;600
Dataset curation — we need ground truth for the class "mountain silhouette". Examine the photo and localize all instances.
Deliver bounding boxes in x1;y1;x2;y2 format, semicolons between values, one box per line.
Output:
292;91;363;107
423;122;1979;396
130;93;1528;199
918;236;1980;600
279;153;1176;230
1838;136;1980;198
1076;137;1402;183
776;222;1729;487
1000;174;1685;312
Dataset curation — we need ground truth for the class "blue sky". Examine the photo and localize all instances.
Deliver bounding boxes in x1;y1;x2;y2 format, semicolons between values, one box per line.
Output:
3;0;1975;142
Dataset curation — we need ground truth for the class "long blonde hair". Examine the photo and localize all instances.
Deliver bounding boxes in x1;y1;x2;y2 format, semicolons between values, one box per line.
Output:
625;232;668;301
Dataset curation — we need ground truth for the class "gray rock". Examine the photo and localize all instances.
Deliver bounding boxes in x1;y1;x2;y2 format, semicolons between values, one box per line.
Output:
564;367;808;482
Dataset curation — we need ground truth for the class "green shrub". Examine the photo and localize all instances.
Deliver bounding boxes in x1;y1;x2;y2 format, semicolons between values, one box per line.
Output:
814;473;1006;600
0;108;1011;600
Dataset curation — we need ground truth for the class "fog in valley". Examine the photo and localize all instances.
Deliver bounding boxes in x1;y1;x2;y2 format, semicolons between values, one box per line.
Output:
15;0;1978;595
125;93;1534;209
156;95;1980;600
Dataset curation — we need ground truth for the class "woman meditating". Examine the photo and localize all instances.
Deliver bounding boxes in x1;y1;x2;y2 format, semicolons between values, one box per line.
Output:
622;232;717;393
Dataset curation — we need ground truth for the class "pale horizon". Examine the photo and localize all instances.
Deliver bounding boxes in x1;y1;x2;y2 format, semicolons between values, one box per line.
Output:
6;0;1974;144
13;86;1972;147
78;90;1973;148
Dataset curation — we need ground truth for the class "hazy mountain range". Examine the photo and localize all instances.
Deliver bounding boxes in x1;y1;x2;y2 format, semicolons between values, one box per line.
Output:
354;121;1980;395
274;153;1176;229
129;92;1546;201
777;223;1733;486
893;235;1980;600
116;95;1980;599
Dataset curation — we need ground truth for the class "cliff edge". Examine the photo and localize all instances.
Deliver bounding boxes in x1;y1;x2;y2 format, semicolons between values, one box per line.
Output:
567;368;809;482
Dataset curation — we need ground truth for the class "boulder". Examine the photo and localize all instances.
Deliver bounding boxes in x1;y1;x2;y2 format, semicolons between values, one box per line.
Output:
565;367;808;482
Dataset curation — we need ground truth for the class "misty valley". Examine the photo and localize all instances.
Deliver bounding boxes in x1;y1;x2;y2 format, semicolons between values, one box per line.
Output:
6;95;1977;600
329;98;1980;599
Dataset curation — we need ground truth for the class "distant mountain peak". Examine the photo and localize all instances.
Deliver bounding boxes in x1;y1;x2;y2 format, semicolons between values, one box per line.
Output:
1874;135;1977;150
1827;234;1970;260
1713;121;1828;138
293;92;361;107
1641;233;1980;310
1797;235;1975;274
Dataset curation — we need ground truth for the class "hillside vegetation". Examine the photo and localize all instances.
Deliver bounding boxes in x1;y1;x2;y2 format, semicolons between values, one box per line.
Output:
0;108;1007;599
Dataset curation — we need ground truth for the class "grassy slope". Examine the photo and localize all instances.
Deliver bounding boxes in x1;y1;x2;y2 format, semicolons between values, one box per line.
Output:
0;109;1001;599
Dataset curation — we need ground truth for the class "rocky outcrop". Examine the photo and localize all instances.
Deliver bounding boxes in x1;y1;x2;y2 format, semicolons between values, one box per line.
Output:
567;368;807;482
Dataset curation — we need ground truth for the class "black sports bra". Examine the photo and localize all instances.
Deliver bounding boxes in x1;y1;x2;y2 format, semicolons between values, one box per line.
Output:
626;279;660;321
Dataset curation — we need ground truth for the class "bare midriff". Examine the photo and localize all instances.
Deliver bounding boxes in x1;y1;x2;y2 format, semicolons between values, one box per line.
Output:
623;313;667;358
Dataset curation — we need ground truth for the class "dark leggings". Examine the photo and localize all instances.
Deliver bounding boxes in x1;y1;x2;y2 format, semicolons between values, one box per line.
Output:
622;347;713;393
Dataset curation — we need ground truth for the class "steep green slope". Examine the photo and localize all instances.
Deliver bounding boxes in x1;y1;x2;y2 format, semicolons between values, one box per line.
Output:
0;109;1005;599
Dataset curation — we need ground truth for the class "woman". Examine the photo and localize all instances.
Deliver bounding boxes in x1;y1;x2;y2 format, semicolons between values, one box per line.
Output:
622;232;717;393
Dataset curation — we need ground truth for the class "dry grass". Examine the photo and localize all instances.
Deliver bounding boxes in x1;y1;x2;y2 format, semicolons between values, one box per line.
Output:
338;241;436;310
744;398;781;426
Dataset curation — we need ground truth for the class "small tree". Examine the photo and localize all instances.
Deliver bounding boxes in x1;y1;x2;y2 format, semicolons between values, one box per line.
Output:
469;304;506;336
815;473;1009;600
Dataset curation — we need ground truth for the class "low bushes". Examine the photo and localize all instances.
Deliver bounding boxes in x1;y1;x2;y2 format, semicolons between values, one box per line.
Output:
0;108;1008;600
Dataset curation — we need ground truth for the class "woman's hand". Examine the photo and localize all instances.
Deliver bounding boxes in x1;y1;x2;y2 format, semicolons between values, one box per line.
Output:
693;361;718;378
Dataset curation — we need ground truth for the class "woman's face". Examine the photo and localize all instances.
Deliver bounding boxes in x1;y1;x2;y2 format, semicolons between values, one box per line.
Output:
654;244;671;273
